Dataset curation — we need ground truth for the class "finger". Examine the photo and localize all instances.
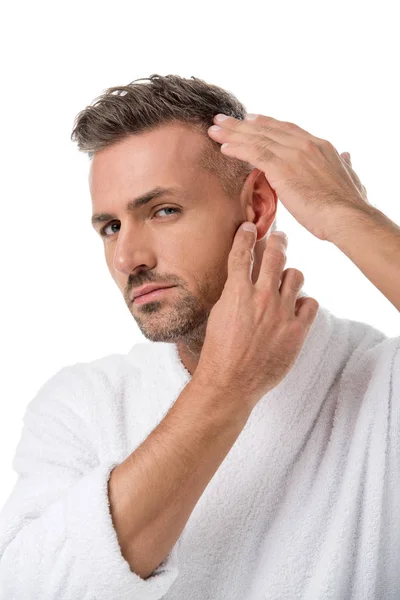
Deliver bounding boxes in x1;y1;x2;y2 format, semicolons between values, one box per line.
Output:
213;113;281;132
209;121;325;158
279;268;305;313
341;152;351;164
256;232;288;293
213;113;324;146
208;126;267;148
295;296;319;326
226;221;258;285
209;123;294;155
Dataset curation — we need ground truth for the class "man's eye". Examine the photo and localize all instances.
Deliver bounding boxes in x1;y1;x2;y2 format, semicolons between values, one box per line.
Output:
99;207;181;237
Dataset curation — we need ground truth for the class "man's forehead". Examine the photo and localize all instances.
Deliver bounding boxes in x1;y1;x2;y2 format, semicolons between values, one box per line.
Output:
89;122;205;183
91;123;205;170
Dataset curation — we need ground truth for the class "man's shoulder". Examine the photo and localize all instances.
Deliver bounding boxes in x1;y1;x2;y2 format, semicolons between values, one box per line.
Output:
327;309;400;396
25;348;139;418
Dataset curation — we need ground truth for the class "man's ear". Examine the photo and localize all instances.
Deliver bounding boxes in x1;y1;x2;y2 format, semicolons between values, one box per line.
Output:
241;168;278;238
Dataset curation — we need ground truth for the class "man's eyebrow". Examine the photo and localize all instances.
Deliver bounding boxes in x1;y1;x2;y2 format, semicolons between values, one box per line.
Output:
91;186;184;228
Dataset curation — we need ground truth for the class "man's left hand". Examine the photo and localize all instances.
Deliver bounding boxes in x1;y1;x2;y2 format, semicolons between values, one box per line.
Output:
208;113;373;242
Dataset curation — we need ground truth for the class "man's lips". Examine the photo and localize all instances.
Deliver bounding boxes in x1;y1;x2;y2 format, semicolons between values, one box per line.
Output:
130;285;175;302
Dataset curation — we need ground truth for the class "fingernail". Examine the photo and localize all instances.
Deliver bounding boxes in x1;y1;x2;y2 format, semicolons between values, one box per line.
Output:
242;222;256;232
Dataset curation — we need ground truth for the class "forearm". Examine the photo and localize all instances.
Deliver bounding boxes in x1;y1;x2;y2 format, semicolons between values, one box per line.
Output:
329;206;400;312
108;377;251;580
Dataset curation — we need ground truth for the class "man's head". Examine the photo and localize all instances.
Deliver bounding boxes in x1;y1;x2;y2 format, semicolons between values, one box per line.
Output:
71;74;278;355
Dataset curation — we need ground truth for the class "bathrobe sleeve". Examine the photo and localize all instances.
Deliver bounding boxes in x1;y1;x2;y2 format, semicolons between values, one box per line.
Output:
0;366;180;600
391;338;400;406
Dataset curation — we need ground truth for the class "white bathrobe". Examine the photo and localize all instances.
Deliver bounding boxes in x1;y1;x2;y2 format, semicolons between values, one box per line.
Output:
0;300;399;600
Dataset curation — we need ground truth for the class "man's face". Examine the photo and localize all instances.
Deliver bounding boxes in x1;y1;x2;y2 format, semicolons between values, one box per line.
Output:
89;122;245;346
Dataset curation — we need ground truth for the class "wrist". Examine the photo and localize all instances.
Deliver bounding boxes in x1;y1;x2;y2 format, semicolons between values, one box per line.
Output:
187;375;253;428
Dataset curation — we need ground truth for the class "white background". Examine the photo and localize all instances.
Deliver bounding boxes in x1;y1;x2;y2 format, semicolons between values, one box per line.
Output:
1;0;399;507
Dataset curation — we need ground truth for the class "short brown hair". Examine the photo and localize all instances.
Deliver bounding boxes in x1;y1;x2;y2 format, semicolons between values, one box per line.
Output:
71;73;277;231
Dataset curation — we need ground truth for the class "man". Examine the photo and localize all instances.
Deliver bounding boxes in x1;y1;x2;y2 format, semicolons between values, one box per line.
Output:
0;74;399;599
